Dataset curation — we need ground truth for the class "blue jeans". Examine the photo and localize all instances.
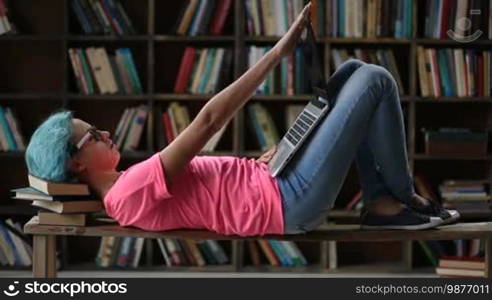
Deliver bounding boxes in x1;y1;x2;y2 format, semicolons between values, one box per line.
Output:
276;59;416;234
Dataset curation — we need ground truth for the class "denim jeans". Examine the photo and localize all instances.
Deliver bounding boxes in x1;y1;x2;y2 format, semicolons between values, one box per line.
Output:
276;59;416;234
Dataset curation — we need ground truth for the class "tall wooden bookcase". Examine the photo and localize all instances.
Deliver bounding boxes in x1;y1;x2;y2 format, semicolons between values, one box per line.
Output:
1;0;491;272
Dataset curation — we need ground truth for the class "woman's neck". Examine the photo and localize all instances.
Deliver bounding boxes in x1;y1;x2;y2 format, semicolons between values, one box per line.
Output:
83;170;122;199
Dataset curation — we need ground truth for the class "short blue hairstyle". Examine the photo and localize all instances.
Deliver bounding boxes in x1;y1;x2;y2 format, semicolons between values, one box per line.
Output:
25;110;76;182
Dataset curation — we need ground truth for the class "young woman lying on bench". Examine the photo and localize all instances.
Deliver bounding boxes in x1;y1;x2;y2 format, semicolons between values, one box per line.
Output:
25;3;459;237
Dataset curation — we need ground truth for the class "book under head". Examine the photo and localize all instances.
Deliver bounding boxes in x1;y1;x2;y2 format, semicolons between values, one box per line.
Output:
28;174;90;196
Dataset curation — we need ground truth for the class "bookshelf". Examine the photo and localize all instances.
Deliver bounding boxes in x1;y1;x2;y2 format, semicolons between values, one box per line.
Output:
0;0;491;273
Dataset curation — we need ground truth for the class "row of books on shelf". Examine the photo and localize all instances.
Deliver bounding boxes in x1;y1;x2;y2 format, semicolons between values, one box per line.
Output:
245;0;414;38
251;240;308;267
0;106;25;152
71;0;136;35
244;0;306;37
0;219;32;267
68;47;143;95
249;46;312;95
174;47;233;94
417;47;491;98
331;48;405;94
425;0;492;40
174;0;232;36
156;238;228;267
0;0;15;35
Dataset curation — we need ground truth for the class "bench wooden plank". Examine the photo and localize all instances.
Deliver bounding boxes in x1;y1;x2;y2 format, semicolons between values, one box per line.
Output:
23;216;492;242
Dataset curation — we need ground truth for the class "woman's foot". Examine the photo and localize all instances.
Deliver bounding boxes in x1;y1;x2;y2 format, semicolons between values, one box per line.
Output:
409;194;460;225
360;195;443;230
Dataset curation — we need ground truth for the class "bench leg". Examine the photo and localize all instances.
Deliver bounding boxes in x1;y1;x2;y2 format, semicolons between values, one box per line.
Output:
486;238;492;279
33;235;57;278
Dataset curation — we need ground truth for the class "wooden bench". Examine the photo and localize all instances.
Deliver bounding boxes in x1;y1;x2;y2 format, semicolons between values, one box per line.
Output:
23;216;492;278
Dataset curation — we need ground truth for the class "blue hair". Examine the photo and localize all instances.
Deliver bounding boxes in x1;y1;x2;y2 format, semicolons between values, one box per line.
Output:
25;110;76;182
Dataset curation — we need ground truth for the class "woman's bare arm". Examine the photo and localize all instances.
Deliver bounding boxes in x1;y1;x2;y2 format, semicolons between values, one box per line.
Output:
159;3;311;186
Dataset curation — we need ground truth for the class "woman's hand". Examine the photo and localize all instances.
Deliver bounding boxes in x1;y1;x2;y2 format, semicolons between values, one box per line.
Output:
272;2;311;58
256;145;277;164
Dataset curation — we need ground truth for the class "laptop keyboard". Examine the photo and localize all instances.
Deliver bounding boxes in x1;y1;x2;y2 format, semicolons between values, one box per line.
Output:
285;110;316;146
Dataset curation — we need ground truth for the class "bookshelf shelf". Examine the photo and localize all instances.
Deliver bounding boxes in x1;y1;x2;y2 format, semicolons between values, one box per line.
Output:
414;97;492;103
67;35;151;41
0;93;63;100
0;152;25;158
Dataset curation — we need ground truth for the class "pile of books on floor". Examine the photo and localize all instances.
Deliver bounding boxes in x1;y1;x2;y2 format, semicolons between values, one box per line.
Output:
11;174;104;227
68;47;143;95
70;0;137;35
174;0;232;36
0;106;25;152
247;240;307;267
174;47;233;94
0;219;32;267
156;102;227;153
440;179;491;215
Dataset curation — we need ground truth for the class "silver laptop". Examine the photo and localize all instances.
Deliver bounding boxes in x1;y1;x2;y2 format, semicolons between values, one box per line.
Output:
268;22;337;177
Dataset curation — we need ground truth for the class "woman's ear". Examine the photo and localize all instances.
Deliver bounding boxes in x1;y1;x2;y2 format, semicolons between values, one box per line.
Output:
68;157;86;175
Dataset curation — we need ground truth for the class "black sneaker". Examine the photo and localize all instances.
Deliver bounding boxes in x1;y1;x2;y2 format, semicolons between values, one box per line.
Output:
409;200;460;225
360;206;444;230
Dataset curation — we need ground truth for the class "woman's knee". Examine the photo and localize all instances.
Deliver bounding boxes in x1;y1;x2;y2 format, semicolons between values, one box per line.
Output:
337;58;366;73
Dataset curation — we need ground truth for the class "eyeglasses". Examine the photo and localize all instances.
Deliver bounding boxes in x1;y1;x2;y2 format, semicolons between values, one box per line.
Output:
69;126;103;156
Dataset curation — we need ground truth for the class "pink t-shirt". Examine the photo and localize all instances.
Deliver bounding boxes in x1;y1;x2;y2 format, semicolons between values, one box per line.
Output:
103;153;285;236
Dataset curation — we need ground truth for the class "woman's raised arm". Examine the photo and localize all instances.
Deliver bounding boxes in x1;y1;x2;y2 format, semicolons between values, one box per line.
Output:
160;3;311;186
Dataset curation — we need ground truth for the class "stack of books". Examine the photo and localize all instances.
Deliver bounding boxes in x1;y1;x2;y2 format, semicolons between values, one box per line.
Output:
248;46;312;95
417;47;491;98
174;0;232;36
0;106;25;152
440;179;491;215
11;174;104;227
113;104;149;151
156;102;227;153
68;47;143;95
156;238;229;267
70;0;137;35
436;256;486;278
174;47;233;94
0;0;16;35
0;219;32;267
423;128;488;156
